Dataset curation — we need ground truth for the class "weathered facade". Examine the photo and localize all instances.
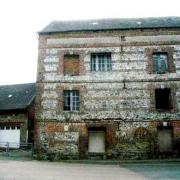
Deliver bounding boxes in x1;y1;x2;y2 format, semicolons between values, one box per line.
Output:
36;17;180;159
0;83;35;148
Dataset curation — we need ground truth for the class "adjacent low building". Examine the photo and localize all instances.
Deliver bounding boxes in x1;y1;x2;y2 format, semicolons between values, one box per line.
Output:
0;83;35;148
36;17;180;159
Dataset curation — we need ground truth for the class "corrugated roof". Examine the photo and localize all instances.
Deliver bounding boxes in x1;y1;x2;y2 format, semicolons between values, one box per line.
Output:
40;17;180;34
0;83;35;111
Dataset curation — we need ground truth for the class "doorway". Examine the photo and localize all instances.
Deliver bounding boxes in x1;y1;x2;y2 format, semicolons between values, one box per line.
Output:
157;127;173;153
88;130;105;153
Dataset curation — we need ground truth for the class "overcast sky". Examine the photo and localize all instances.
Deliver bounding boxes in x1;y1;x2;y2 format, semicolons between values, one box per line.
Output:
0;0;180;85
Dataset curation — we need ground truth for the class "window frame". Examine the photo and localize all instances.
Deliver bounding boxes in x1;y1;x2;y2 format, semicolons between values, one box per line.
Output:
146;47;175;74
152;52;168;74
149;84;177;113
91;53;112;72
63;90;80;111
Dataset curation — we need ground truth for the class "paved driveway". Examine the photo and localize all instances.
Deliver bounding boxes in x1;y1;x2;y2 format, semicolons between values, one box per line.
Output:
0;160;147;180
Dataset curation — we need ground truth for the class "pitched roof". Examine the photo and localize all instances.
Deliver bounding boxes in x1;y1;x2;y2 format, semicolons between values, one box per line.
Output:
0;83;36;111
40;17;180;34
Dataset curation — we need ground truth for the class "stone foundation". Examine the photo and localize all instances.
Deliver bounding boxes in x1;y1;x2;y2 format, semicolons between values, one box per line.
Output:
34;120;180;160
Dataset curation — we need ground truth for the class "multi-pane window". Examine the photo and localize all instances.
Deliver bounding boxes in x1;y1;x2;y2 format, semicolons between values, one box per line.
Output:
64;90;80;111
91;53;112;71
152;53;168;74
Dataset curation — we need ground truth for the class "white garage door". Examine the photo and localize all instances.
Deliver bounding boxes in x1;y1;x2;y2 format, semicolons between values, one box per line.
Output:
0;126;20;148
88;131;105;153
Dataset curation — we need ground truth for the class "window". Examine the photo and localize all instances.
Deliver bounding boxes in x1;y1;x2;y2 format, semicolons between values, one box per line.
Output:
153;53;168;74
64;55;79;76
64;90;80;111
155;88;171;110
146;47;175;74
91;53;112;71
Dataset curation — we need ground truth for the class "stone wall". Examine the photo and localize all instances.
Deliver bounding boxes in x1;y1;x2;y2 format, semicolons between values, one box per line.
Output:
36;28;180;159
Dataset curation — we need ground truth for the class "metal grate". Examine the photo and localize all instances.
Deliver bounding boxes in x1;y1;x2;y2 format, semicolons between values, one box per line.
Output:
0;142;33;160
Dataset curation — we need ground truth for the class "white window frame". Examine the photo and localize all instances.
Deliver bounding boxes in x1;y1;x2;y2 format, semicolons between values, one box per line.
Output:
91;53;112;72
64;90;80;111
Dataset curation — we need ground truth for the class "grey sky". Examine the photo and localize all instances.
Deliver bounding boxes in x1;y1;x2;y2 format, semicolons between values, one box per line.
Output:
0;0;179;85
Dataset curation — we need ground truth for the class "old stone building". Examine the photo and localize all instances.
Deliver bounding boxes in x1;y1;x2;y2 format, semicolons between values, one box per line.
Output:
36;17;180;159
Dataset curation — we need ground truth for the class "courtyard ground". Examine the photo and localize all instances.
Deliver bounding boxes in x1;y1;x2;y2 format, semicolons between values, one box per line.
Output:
0;160;147;180
122;162;180;179
0;160;180;179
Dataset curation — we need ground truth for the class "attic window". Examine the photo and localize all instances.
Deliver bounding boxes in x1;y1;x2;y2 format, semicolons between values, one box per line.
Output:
64;54;79;76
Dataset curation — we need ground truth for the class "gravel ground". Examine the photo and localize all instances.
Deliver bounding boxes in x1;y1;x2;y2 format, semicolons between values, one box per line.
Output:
0;160;148;180
122;162;180;180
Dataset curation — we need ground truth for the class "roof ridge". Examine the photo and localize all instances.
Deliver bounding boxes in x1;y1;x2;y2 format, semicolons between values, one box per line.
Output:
40;17;180;34
52;16;180;22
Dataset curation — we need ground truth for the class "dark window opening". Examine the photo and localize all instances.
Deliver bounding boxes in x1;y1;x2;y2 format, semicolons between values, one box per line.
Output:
155;88;171;110
152;52;168;74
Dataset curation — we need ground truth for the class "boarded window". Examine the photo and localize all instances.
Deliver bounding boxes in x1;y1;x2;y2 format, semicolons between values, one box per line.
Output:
88;131;105;153
64;55;79;76
155;88;171;110
91;53;112;71
158;127;173;153
64;90;80;111
152;53;168;74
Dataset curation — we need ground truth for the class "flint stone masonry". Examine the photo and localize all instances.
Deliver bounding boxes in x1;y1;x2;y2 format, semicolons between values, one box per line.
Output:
42;91;58;98
39;80;180;121
36;19;180;159
44;64;58;72
40;45;180;83
54;132;79;142
41;100;57;109
44;57;59;63
44;84;57;90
